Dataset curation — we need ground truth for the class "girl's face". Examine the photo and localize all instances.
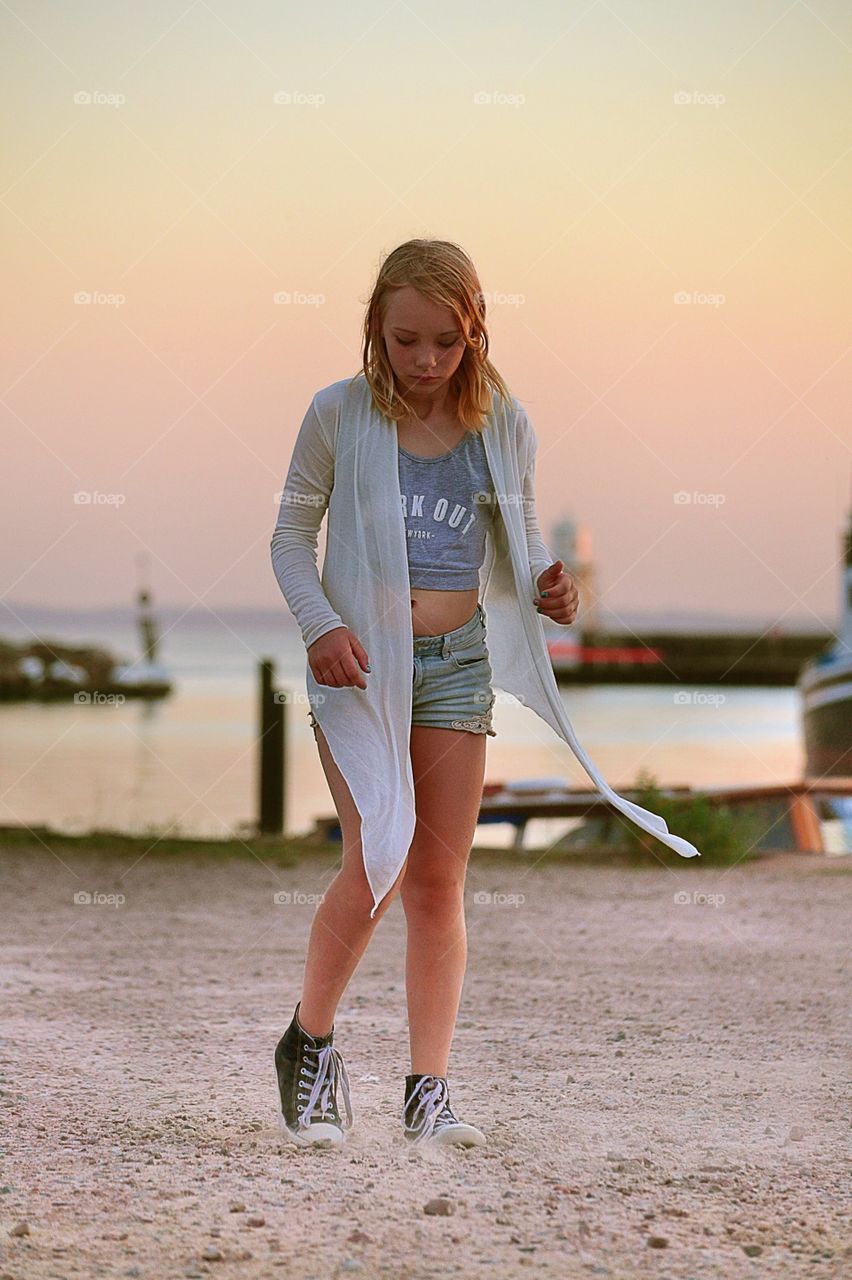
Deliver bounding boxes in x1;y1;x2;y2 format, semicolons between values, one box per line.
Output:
381;285;468;396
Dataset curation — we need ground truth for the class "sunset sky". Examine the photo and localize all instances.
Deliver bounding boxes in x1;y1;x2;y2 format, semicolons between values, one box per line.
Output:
2;1;850;629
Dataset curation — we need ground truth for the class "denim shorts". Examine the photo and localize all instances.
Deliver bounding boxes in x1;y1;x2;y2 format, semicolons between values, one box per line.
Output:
307;601;497;738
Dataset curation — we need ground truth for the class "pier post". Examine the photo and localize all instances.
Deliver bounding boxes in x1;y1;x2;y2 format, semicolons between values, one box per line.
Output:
258;658;286;835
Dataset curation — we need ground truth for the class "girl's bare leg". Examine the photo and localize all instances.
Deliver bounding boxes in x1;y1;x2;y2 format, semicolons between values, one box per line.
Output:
296;724;406;1038
400;725;486;1076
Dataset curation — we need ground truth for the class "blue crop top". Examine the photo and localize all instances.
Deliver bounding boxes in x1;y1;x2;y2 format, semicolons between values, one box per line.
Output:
397;429;496;590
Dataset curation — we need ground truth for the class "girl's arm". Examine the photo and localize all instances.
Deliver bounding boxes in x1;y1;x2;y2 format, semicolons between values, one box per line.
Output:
270;393;347;649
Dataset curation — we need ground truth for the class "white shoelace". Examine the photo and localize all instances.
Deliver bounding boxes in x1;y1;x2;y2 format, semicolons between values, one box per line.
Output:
297;1043;353;1131
403;1075;459;1145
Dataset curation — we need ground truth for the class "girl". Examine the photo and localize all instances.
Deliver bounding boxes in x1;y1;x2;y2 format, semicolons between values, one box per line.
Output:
270;239;699;1150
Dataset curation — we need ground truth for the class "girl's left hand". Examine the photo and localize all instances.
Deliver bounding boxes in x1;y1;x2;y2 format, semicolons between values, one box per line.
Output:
534;560;579;625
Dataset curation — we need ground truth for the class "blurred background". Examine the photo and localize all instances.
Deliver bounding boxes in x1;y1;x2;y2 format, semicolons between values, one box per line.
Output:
1;1;850;850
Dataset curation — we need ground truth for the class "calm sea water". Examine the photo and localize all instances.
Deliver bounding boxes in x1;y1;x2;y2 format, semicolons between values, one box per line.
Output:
0;605;806;846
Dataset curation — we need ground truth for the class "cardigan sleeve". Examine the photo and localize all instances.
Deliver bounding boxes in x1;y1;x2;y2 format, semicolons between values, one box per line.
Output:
517;407;556;590
270;392;347;650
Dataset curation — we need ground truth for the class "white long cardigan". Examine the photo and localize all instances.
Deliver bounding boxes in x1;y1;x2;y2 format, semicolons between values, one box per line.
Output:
271;373;700;918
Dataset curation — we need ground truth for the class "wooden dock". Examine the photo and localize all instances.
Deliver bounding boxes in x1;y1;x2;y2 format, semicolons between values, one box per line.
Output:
309;777;852;856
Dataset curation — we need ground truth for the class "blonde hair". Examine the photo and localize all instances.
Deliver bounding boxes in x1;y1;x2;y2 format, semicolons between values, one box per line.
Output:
358;239;513;433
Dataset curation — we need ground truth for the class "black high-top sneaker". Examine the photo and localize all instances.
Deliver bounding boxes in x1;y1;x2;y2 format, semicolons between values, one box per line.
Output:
274;1001;353;1148
402;1073;486;1148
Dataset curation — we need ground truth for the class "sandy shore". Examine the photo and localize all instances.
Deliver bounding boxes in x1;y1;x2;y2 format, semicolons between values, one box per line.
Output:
1;837;849;1279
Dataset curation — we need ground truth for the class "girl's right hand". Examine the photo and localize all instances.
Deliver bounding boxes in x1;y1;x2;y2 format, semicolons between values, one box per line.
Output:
307;627;371;689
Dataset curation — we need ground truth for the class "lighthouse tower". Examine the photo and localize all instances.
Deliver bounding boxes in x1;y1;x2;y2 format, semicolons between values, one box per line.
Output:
839;480;852;657
551;517;598;632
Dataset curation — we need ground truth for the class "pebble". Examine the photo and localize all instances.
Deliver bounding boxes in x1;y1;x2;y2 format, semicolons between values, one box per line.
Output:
228;1201;246;1213
246;1214;266;1227
743;1244;763;1257
647;1235;669;1248
201;1245;222;1261
8;1221;29;1237
424;1197;455;1216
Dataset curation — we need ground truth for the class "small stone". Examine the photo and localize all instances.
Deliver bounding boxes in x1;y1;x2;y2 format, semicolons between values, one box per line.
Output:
788;1125;806;1142
424;1197;455;1217
228;1201;246;1213
246;1214;266;1227
647;1235;669;1248
8;1221;30;1237
201;1245;222;1261
743;1244;763;1257
347;1229;372;1243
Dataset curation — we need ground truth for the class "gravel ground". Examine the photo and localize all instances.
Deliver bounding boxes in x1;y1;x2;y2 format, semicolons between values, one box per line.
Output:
0;838;849;1280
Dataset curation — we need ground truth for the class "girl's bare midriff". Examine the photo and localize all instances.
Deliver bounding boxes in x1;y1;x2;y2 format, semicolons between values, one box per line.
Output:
397;407;482;638
408;585;481;637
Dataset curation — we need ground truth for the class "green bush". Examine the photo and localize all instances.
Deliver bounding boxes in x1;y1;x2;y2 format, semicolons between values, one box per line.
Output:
617;769;767;867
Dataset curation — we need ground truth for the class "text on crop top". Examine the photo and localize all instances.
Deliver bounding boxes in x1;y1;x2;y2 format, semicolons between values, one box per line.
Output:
397;428;496;590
